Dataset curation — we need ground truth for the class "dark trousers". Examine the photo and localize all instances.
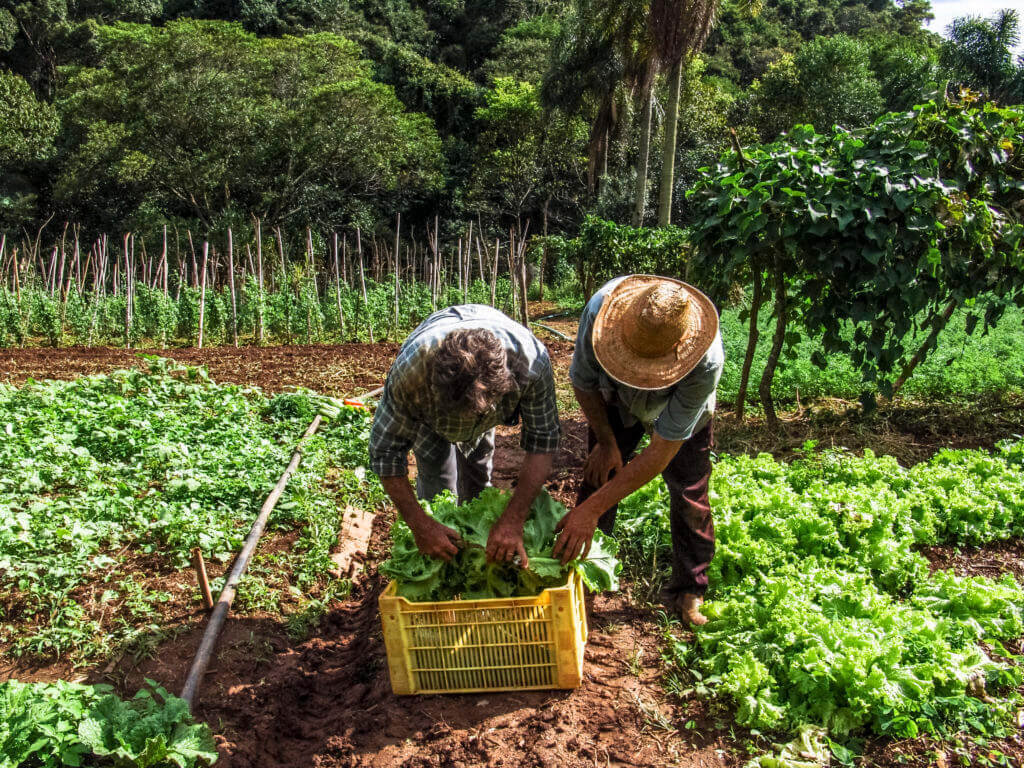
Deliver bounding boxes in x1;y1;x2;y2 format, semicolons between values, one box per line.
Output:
577;405;715;597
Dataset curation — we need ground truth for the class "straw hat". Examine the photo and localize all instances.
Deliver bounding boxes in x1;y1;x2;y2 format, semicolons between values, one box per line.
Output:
592;275;719;390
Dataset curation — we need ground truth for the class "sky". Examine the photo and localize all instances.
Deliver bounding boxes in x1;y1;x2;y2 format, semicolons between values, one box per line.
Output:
925;0;1024;57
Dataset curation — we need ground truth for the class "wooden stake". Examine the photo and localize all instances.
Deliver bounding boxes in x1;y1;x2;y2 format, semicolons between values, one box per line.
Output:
333;231;345;339
192;547;214;611
393;214;401;338
255;217;264;343
198;241;209;349
357;227;373;343
227;228;238;347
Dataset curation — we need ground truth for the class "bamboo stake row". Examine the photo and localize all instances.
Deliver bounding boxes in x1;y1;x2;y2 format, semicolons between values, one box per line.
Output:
0;218;539;345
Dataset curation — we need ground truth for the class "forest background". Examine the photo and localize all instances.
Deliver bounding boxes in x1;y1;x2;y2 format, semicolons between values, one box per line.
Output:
2;0;1022;243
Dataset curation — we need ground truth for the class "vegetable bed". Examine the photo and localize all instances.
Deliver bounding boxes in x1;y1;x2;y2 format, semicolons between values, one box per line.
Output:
618;442;1024;763
0;357;381;664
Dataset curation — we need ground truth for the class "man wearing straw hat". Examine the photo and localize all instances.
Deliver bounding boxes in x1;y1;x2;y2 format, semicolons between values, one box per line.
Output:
553;275;723;626
370;304;561;567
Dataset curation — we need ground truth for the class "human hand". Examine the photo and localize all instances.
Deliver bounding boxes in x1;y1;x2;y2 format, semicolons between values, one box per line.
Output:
584;440;622;488
485;517;529;568
410;517;462;562
552;501;601;565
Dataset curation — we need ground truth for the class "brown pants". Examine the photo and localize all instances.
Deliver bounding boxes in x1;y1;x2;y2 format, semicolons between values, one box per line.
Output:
577;405;715;597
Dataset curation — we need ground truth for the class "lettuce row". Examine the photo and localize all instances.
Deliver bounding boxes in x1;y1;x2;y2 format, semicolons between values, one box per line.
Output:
631;442;1024;744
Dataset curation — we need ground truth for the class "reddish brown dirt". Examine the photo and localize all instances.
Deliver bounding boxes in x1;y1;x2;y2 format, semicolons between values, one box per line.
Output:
0;344;400;397
2;339;1018;467
4;339;1024;767
101;510;737;768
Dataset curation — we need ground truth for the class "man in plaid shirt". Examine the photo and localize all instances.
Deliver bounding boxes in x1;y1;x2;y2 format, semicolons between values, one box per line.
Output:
370;305;560;565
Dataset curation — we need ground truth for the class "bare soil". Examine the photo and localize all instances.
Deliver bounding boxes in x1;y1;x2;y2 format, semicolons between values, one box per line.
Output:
2;334;1024;767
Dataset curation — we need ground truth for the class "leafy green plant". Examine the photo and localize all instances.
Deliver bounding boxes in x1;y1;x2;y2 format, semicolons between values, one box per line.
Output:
0;679;217;768
624;441;1024;751
0;357;381;661
689;96;1024;420
381;487;620;601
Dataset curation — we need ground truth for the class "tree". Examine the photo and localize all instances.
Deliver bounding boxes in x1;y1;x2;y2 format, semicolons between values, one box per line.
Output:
55;20;444;231
941;10;1024;104
541;0;644;197
0;70;58;228
469;77;586;231
745;35;884;140
0;0;72;97
867;33;941;112
0;69;57;163
688;96;1024;424
650;0;719;225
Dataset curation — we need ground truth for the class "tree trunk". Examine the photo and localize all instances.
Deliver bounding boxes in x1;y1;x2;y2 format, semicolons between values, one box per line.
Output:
198;241;209;349
890;298;959;398
657;60;684;227
758;264;787;430
736;270;764;421
633;91;655;227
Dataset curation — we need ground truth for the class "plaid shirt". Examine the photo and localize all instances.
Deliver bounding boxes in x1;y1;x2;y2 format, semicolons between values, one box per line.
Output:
370;305;560;478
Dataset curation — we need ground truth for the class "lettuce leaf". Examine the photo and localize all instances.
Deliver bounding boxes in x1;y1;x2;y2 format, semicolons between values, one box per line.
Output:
381;488;620;601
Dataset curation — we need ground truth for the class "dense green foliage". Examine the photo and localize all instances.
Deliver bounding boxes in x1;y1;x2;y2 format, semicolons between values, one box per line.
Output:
617;443;1024;747
57;21;443;230
0;679;216;768
381;488;620;601
716;303;1024;406
0;358;380;661
688;97;1024;418
3;0;1011;237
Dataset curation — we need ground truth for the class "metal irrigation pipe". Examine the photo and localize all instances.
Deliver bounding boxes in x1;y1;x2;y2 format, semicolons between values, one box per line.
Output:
180;414;323;707
531;322;573;342
179;387;387;707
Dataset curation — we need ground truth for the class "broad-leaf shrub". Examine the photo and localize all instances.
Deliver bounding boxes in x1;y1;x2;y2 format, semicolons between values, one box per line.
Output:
0;679;217;768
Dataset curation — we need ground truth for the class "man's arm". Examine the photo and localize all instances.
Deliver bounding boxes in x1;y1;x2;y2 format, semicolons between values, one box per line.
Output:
370;382;462;561
486;350;560;566
575;386;623;487
553;434;682;564
380;475;462;561
485;451;555;567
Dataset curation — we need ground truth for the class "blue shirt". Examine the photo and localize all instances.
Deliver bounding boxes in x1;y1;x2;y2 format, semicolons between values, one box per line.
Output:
569;277;724;442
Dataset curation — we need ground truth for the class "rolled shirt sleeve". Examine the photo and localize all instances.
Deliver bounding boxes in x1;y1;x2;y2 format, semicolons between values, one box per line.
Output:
651;352;724;442
652;334;724;442
568;290;606;391
369;382;420;477
518;356;561;454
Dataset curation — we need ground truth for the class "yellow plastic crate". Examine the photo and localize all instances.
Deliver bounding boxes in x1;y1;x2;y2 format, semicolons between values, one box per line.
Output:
378;571;588;695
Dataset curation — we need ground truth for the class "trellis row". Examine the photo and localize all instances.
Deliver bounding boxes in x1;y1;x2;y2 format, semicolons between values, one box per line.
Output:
0;217;542;347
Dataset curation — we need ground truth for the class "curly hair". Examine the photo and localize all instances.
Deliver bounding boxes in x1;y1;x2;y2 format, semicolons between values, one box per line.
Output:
431;329;517;414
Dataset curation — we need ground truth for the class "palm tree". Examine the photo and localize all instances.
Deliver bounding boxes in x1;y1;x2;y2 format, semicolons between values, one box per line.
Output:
650;0;718;225
542;0;652;197
941;9;1024;104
